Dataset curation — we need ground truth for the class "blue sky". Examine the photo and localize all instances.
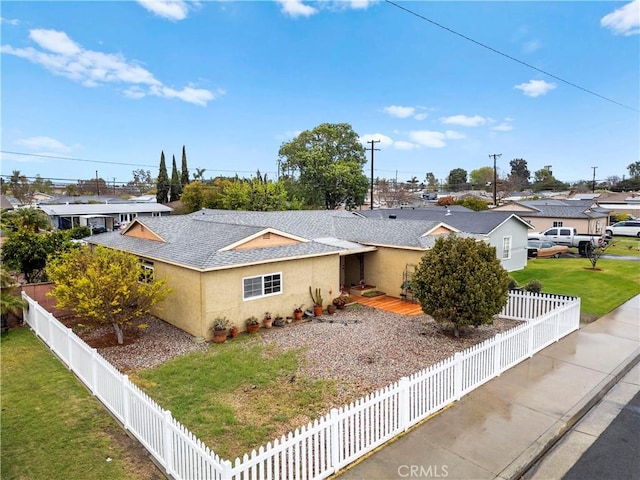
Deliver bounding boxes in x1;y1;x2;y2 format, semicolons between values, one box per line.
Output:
1;1;639;189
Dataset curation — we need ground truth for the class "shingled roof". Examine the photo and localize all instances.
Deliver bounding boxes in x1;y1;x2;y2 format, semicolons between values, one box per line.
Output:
87;209;480;270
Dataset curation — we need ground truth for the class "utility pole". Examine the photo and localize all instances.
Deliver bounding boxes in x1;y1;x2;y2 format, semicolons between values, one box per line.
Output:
365;140;380;210
96;170;100;196
489;153;502;206
591;166;597;193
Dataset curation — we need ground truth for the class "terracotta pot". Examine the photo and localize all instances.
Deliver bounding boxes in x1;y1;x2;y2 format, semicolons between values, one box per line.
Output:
263;318;273;329
293;311;303;321
327;304;337;314
213;329;227;343
246;324;260;334
313;305;323;317
229;326;239;338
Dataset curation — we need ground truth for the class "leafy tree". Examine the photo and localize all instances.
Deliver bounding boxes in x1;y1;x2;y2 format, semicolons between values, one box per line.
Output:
412;235;510;337
508;159;530;190
9;170;35;204
180;145;190;188
127;169;152;195
455;195;489;211
47;246;171;345
628;161;640;178
1;266;28;329
0;207;50;232
532;169;569;192
1;229;77;283
447;168;468;192
170;154;182;202
246;176;288;211
470;167;494;190
180;180;205;213
278;123;369;209
31;175;54;194
65;184;79;196
425;172;438;191
156;151;169;204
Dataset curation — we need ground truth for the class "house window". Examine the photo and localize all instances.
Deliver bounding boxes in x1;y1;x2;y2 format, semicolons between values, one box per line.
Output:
552;221;564;227
152;212;161;217
243;273;282;300
502;236;512;260
139;260;155;283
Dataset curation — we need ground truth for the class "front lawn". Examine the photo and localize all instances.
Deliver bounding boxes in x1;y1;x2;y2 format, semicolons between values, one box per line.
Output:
130;335;339;460
604;236;640;257
510;257;640;316
0;327;161;480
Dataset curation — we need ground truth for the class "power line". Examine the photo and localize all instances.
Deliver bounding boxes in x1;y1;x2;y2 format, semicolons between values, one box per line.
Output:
384;0;639;113
0;150;274;176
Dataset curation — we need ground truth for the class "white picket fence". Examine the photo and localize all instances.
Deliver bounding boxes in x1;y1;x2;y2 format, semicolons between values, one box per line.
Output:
22;290;580;480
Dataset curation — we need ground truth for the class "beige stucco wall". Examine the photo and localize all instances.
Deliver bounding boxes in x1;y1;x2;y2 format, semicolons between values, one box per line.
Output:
199;254;339;337
355;248;425;299
149;261;204;337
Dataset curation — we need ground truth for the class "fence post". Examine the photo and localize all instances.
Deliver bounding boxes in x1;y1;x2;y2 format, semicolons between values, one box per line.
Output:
221;459;233;480
454;352;463;401
399;377;410;431
494;333;502;376
90;348;99;395
122;375;130;431
163;410;174;477
330;408;340;472
67;327;73;372
528;322;534;358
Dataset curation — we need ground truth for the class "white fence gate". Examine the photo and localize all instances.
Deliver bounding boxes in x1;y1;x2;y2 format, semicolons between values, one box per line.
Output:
22;290;580;480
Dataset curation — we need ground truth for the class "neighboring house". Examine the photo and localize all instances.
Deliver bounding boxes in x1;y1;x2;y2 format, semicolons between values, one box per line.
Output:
595;191;640;219
492;199;610;234
37;202;173;231
0;195;21;210
86;209;487;338
358;207;532;272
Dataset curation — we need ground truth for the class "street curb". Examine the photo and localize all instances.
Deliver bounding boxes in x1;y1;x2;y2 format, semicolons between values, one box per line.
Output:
497;347;640;480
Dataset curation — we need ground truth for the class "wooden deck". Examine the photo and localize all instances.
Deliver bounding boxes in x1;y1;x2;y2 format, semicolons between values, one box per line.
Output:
351;294;423;316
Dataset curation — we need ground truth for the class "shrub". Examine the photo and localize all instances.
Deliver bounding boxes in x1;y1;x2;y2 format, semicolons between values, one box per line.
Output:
523;280;543;293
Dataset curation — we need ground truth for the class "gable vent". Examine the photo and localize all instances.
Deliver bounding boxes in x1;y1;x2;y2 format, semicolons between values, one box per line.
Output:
262;233;271;239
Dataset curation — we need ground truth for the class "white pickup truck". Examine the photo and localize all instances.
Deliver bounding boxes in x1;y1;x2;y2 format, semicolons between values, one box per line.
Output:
528;227;609;256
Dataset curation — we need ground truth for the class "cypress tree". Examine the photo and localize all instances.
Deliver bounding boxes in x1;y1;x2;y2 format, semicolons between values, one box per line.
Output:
170;154;182;202
156;151;169;204
180;145;190;188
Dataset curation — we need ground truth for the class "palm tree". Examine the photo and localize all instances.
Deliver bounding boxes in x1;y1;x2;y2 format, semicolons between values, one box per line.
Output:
1;207;50;233
1;267;28;332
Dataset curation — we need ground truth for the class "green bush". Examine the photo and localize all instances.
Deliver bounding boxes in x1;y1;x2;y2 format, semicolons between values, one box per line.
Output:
524;279;543;293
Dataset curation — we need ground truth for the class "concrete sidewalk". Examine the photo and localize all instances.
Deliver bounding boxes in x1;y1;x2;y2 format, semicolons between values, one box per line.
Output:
337;295;640;480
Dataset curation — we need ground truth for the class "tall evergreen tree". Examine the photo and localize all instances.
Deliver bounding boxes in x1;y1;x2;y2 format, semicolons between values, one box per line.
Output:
180;145;190;188
156;151;169;204
170;154;182;202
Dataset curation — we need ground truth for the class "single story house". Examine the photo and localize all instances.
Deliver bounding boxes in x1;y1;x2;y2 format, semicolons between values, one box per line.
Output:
85;209;527;339
37;202;173;231
492;199;610;234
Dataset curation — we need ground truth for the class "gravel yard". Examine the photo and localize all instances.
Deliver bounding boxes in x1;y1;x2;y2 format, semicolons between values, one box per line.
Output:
66;306;521;396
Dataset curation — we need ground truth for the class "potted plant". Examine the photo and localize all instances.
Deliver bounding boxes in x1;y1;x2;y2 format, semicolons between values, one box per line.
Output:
246;316;260;333
309;287;324;317
211;317;229;343
293;306;304;321
229;325;239;338
263;312;273;329
274;314;286;327
327;303;337;314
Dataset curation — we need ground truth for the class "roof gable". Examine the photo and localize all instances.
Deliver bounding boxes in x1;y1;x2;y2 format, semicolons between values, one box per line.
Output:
221;228;307;251
122;219;165;242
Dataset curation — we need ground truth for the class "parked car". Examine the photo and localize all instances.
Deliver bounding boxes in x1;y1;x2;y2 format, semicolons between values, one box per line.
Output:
605;221;640;238
528;227;608;256
91;225;108;234
527;240;569;259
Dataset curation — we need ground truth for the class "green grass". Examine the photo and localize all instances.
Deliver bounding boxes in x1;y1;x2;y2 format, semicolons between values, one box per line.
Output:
511;257;640;316
131;335;338;460
605;236;640;258
0;327;149;480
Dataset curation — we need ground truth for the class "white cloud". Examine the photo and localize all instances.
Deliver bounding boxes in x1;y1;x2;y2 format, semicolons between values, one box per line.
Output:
514;79;556;97
16;136;75;152
440;114;487;127
492;118;514;132
136;0;192;21
1;29;220;106
276;0;318;18
348;0;375;10
522;40;541;53
444;130;466;140
383;105;415;118
360;133;394;148
1;17;19;26
601;0;639;36
409;130;446;148
394;141;418;150
413;113;427;121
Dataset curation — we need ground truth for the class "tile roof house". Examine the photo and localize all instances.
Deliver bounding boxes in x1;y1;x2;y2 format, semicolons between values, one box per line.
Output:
87;209;498;339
